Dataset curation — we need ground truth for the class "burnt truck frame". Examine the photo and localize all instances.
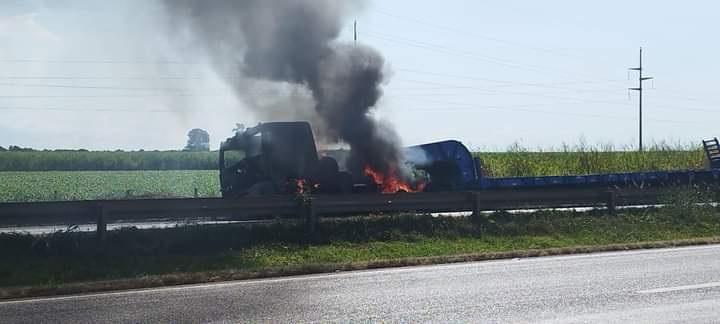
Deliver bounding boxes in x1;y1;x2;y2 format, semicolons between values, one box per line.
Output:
219;122;354;197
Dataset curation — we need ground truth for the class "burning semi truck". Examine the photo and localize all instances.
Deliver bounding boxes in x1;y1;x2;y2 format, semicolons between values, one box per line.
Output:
220;122;357;197
219;121;441;197
219;121;720;197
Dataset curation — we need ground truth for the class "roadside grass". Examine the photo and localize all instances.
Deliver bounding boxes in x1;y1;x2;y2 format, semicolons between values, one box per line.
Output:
1;191;719;289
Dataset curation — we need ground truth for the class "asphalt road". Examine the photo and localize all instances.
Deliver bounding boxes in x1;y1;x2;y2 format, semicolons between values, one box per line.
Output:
3;245;720;323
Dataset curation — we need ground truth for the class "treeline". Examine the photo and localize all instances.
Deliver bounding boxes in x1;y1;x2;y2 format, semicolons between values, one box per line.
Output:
0;145;35;152
0;151;218;171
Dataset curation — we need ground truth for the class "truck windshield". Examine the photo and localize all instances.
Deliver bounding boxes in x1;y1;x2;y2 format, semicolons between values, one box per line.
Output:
222;133;261;169
222;150;246;168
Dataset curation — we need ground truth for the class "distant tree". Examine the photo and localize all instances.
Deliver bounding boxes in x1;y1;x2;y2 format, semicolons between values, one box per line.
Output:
8;145;33;152
184;128;210;152
0;146;6;152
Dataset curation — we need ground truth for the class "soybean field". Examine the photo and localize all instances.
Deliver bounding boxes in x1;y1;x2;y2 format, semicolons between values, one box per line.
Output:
0;171;219;203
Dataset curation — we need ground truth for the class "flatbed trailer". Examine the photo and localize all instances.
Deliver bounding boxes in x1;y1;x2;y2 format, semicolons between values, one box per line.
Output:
409;138;720;192
476;169;720;190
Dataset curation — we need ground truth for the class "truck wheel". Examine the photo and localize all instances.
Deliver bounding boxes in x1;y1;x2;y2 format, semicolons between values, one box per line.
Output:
338;171;353;194
316;156;340;178
247;181;276;196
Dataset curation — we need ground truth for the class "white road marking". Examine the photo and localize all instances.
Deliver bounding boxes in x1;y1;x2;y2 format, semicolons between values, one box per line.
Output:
637;281;720;294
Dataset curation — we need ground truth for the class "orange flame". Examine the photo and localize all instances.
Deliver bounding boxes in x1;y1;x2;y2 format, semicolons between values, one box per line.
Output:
363;165;425;193
295;179;308;194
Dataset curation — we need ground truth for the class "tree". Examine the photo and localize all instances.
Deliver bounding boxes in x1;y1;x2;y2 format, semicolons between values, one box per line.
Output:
184;128;210;151
0;146;6;152
8;145;33;151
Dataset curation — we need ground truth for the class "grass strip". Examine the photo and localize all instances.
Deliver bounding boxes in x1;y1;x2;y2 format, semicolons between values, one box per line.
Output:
1;197;719;299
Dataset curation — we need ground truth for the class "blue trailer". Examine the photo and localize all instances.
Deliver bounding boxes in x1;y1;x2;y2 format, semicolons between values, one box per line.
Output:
407;138;720;191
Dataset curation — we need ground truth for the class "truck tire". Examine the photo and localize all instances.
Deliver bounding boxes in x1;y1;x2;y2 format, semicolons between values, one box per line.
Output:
337;171;353;194
247;181;276;196
316;156;340;178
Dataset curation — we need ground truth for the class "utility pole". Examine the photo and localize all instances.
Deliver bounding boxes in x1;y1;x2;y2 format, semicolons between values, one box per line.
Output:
354;20;357;45
628;47;653;151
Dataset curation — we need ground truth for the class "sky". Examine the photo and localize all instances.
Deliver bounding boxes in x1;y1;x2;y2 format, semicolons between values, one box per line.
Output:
1;0;719;151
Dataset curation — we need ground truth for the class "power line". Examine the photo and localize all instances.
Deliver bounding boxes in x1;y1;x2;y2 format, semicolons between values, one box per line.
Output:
364;31;557;76
387;74;719;115
388;97;627;119
642;102;719;114
11;90;710;115
650;90;720;107
369;8;586;60
389;84;719;115
0;106;183;113
391;78;632;106
363;30;615;84
391;82;625;97
0;76;205;80
394;67;626;93
0;59;203;65
0;69;628;93
0;93;233;98
0;82;221;92
389;97;708;125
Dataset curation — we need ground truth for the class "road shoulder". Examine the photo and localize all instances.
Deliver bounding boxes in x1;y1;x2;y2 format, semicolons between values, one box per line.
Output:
3;237;720;301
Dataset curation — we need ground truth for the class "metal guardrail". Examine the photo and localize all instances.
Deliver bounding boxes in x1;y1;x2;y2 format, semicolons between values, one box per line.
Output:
0;187;680;239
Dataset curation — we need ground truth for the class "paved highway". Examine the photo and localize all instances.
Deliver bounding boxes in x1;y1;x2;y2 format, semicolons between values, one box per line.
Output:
3;245;720;323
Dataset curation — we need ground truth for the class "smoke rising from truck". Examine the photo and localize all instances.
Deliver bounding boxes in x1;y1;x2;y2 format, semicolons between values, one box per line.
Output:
163;0;404;176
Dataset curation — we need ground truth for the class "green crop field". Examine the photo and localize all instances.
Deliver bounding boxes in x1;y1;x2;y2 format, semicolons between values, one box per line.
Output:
0;151;217;171
0;171;220;203
479;149;706;177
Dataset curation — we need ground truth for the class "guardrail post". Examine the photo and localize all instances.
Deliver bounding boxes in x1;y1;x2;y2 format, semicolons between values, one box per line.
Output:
605;190;617;214
299;196;316;234
470;192;482;222
95;203;107;244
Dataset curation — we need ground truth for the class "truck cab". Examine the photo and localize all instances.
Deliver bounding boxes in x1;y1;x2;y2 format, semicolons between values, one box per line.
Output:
219;121;356;197
219;122;320;197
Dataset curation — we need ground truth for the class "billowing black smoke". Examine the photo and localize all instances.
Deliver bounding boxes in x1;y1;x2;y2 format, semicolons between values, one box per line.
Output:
163;0;402;175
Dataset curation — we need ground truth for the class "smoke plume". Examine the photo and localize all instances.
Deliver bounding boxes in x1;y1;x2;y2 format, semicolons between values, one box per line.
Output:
163;0;402;175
